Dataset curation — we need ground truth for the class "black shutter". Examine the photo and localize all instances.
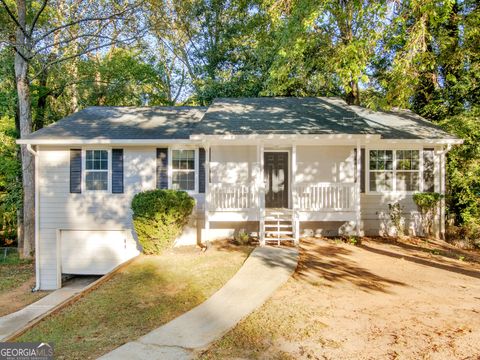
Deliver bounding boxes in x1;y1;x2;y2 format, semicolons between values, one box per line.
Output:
423;148;435;192
112;149;124;194
199;148;206;193
360;148;365;193
354;148;366;193
70;149;82;194
156;148;168;189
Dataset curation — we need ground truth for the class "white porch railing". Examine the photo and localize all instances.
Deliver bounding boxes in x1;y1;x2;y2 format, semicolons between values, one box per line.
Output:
295;182;355;211
208;183;256;211
208;182;356;212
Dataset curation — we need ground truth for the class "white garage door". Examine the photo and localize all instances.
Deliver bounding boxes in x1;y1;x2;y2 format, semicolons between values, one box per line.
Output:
61;230;137;275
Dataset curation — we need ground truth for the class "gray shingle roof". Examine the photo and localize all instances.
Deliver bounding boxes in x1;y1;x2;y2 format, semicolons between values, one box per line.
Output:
195;97;457;139
22;97;458;142
22;106;207;140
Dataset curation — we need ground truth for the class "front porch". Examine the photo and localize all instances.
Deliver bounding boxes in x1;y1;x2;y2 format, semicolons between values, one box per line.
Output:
202;142;362;245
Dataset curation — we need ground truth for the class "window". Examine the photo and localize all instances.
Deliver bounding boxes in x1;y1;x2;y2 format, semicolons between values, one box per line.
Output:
396;150;420;191
85;150;109;191
369;150;393;191
171;149;196;191
369;150;420;192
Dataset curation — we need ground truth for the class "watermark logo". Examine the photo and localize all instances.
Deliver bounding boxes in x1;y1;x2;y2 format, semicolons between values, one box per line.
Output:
0;342;54;360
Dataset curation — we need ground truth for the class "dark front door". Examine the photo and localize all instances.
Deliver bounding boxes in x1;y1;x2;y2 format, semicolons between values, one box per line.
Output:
264;152;289;208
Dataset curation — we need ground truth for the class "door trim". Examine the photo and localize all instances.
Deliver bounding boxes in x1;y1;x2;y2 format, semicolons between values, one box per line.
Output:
263;149;291;209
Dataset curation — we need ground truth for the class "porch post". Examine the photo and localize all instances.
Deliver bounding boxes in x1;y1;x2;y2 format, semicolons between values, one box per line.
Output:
355;140;362;236
292;144;299;245
257;143;265;245
204;144;210;233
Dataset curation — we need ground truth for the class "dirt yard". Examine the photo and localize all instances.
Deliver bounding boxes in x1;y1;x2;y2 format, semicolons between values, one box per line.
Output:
200;237;480;360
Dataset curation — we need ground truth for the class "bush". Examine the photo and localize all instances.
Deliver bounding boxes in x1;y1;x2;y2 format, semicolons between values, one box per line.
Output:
446;222;480;249
234;229;250;245
131;190;195;254
388;202;404;237
413;192;443;237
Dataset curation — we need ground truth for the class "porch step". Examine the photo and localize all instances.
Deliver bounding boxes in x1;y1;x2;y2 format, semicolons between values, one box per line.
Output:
262;208;297;245
264;217;292;221
264;224;292;228
264;238;296;246
265;230;293;235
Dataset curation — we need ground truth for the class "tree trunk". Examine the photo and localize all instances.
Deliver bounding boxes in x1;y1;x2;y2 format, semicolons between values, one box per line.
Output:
71;59;79;112
14;0;35;258
34;69;48;131
345;79;360;105
11;53;24;254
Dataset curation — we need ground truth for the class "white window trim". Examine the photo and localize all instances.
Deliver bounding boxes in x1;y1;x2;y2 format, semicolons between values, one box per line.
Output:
366;147;425;195
168;146;199;194
82;148;112;193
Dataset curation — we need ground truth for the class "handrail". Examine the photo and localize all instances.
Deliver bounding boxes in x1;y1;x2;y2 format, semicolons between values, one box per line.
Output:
295;182;355;211
208;182;356;212
208;183;255;210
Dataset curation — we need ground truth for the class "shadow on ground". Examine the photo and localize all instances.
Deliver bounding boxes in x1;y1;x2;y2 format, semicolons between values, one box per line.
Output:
294;238;406;293
359;241;480;279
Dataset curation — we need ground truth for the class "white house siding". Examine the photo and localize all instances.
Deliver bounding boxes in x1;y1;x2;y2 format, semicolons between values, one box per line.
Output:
210;145;257;184
360;194;421;236
37;146;204;289
295;146;355;184
360;148;443;237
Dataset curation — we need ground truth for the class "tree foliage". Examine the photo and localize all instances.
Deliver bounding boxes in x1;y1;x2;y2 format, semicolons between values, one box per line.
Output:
0;0;479;251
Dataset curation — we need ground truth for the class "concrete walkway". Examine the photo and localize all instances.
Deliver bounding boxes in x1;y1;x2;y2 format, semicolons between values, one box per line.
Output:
0;276;98;340
100;246;299;360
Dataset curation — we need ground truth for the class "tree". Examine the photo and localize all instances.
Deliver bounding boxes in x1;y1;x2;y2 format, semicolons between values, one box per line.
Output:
263;0;389;104
0;0;142;257
148;0;272;104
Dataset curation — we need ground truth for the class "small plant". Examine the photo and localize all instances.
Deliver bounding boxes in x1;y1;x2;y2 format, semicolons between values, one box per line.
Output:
235;229;250;245
388;202;404;237
346;235;361;246
131;189;195;254
458;255;465;262
413;192;443;237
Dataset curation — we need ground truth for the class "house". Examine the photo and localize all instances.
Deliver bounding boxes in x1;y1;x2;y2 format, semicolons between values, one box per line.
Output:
18;97;462;290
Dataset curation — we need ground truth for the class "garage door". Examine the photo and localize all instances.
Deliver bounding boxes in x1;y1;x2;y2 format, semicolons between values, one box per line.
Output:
61;230;137;275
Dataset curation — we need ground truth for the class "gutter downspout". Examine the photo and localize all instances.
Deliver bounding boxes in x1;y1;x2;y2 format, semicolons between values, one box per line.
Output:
26;144;40;292
440;144;453;239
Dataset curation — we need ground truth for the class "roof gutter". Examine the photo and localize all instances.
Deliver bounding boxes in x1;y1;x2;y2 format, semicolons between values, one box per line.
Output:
17;138;204;146
26;144;41;292
17;135;464;146
189;133;381;140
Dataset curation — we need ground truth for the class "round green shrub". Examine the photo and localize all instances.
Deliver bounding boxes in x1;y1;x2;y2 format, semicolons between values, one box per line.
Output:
131;190;195;254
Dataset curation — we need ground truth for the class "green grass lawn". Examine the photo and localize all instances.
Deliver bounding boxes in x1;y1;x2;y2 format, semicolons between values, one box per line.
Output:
0;251;48;316
0;255;33;293
17;242;253;359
